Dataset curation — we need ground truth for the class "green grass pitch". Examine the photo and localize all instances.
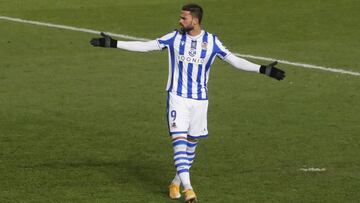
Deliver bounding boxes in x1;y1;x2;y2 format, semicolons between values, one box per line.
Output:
1;0;359;202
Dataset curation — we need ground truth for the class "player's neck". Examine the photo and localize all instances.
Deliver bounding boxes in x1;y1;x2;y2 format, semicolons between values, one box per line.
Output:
187;26;202;36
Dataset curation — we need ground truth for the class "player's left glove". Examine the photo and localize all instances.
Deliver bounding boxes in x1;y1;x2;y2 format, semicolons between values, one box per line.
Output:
260;61;285;81
90;32;117;48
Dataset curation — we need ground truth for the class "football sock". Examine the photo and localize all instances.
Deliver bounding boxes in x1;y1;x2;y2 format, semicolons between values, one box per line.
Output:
187;139;198;169
171;137;199;189
172;134;192;190
171;174;181;186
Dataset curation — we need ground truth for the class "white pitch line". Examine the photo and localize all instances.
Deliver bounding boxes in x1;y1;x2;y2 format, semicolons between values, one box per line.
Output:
299;168;326;172
1;15;359;77
0;16;149;41
235;54;360;76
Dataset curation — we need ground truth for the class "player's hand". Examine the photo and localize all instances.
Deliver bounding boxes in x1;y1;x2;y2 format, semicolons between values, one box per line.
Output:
260;61;285;81
90;32;117;48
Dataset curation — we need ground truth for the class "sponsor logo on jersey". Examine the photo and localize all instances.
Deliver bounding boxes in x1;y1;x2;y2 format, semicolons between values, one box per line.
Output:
177;55;205;64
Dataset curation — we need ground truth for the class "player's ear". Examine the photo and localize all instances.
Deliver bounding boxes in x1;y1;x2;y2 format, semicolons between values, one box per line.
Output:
193;17;199;26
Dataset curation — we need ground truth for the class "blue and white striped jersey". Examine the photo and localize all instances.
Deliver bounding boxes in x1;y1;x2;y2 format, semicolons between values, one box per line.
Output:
157;30;231;100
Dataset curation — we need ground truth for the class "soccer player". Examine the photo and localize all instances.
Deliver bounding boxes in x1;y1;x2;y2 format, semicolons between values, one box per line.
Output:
90;3;285;203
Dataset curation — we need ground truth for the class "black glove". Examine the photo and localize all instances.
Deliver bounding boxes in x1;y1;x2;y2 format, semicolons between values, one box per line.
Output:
90;32;117;48
260;61;285;81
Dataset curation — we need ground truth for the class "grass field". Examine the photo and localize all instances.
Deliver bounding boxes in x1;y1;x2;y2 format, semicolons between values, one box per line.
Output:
1;0;360;202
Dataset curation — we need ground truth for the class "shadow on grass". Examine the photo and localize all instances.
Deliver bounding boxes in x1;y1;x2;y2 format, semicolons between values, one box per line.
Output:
23;156;174;200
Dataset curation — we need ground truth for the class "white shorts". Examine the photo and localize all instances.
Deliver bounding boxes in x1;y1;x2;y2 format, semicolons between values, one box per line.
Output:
167;92;209;139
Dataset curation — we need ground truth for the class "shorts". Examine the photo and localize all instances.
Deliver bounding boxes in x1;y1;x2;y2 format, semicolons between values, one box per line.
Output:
167;92;209;139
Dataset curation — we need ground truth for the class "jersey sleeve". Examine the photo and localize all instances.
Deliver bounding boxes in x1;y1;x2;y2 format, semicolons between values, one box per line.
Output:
115;31;177;52
156;30;178;49
224;53;260;72
116;40;161;52
213;35;260;72
213;36;231;60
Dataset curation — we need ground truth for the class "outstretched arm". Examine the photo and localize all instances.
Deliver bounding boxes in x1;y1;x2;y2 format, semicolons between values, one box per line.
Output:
224;54;285;81
90;32;161;52
224;53;261;72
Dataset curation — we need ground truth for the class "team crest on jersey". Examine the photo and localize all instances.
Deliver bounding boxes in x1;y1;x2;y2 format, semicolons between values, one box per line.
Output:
201;42;208;50
189;49;196;57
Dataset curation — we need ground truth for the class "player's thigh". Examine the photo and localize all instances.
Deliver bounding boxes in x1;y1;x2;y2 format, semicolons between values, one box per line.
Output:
188;100;208;137
167;92;191;133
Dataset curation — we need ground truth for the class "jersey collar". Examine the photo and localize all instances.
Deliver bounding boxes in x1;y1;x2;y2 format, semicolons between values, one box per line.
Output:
186;30;205;40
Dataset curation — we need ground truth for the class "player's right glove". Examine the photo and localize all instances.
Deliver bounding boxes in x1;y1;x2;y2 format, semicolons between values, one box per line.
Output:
260;61;285;81
90;32;117;48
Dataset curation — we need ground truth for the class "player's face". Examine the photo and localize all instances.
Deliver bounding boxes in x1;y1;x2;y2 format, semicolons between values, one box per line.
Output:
179;10;196;32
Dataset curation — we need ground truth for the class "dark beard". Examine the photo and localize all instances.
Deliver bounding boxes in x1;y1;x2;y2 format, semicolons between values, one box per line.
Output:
179;26;194;35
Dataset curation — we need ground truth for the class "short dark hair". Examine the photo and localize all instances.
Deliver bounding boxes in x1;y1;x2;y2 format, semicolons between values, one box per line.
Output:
182;4;203;24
